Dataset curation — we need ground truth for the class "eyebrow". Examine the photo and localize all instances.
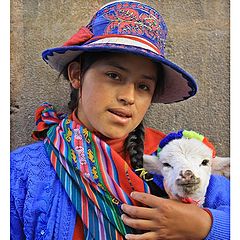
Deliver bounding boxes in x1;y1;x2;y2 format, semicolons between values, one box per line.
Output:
105;61;157;82
105;61;129;72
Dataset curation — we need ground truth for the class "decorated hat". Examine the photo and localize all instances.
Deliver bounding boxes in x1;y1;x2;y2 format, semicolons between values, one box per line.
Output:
42;0;197;104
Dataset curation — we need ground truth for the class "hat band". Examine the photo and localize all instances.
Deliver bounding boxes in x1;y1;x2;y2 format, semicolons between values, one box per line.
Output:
86;34;162;55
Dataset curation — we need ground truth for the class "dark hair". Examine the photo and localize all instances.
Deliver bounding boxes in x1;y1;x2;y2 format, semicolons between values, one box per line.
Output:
61;51;167;196
60;52;113;111
124;121;168;197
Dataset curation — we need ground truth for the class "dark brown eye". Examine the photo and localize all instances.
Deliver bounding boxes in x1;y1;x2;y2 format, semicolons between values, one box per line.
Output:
201;159;209;166
138;83;150;91
162;162;172;168
106;72;120;81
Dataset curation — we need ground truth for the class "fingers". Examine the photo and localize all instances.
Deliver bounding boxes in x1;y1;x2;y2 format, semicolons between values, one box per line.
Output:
121;192;166;232
121;192;212;240
121;214;156;231
130;191;166;208
121;203;155;219
125;231;157;240
121;195;159;233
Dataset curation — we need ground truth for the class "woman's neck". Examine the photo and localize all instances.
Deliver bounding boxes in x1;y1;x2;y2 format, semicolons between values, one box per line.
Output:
71;110;129;159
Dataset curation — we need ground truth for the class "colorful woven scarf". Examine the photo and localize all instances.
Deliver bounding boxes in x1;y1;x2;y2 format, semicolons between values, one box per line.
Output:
32;103;150;239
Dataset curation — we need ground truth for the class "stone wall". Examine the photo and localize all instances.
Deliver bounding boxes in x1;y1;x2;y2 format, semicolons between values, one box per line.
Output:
11;0;230;155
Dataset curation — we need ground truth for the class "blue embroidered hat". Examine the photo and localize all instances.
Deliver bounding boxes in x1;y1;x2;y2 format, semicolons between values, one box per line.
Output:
42;0;197;104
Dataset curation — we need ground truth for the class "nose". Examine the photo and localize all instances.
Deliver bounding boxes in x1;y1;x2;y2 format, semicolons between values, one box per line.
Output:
117;83;135;105
180;170;196;181
176;170;200;185
176;170;200;194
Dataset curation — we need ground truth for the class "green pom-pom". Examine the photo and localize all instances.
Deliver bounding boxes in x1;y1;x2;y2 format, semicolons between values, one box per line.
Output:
182;130;204;142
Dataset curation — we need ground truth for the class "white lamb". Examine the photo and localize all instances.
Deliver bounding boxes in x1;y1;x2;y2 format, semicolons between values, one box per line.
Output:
143;130;230;206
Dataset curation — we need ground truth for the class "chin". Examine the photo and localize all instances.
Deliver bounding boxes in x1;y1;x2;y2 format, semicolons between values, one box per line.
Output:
105;132;127;139
102;128;129;139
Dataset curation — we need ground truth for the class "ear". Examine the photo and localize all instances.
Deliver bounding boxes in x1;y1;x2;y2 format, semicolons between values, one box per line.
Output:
211;156;230;178
143;154;162;175
68;61;81;89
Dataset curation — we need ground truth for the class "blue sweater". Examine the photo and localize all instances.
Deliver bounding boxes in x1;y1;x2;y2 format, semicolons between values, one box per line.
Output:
10;142;230;239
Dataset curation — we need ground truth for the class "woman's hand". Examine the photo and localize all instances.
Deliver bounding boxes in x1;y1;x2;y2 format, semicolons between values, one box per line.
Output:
121;191;212;240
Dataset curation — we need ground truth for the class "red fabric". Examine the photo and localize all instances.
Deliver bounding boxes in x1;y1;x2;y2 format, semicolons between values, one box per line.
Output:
63;27;93;46
73;215;85;239
72;113;165;239
32;104;63;140
32;106;50;140
144;127;166;154
202;137;216;158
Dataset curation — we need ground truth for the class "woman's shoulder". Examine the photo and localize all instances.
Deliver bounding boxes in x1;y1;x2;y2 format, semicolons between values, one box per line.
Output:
11;141;46;154
144;127;166;155
10;141;52;178
11;141;47;162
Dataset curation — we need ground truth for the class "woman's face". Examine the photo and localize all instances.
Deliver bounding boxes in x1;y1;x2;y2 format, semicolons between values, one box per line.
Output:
74;53;158;139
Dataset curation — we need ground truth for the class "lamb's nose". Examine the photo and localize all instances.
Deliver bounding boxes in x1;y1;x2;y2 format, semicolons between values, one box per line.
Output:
176;170;200;193
180;170;196;180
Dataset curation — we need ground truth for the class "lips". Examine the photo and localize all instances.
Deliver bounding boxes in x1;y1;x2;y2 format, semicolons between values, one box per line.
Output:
108;108;132;118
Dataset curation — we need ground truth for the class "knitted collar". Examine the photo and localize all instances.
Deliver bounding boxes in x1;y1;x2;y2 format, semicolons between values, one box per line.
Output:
157;130;216;158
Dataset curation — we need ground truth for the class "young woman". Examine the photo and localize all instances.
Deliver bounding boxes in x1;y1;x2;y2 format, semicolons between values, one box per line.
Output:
10;1;229;239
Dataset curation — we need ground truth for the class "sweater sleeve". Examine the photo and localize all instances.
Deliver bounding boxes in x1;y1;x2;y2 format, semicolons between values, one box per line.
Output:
10;193;25;239
10;148;27;239
203;175;230;240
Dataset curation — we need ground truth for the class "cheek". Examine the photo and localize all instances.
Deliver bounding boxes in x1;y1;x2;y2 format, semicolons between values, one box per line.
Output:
197;166;210;177
162;168;176;185
81;81;110;105
135;97;151;115
200;168;211;185
164;170;178;196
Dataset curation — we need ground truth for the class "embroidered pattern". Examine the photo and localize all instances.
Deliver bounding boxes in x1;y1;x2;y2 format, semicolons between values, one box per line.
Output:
101;2;167;53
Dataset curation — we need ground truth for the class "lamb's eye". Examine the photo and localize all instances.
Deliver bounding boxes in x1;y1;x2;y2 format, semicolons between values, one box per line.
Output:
162;162;172;168
201;159;209;166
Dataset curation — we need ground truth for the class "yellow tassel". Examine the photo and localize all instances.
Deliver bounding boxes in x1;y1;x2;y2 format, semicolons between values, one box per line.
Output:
135;168;153;181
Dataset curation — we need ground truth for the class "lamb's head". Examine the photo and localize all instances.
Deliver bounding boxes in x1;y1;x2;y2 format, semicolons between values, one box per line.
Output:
159;137;214;205
144;130;217;206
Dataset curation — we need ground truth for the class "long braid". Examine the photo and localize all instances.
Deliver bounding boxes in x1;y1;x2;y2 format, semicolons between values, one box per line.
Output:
124;122;151;179
124;122;168;197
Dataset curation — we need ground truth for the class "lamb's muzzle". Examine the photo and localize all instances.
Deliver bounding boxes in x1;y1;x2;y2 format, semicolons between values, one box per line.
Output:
176;170;201;194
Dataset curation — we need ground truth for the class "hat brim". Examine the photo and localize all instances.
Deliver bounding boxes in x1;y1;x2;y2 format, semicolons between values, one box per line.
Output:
42;44;197;104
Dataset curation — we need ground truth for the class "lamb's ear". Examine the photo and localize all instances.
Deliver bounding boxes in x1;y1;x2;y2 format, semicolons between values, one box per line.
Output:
143;154;162;175
211;156;230;178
